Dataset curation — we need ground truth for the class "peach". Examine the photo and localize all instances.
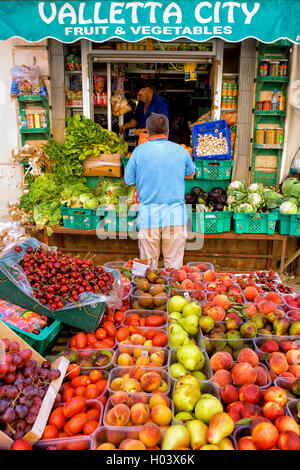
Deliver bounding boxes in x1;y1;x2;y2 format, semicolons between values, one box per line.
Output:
149;361;164;368
219;384;239;404
129;365;146;381
277;431;300;450
110;391;130;406
144;340;153;347
123;378;142;393
275;416;300;436
268;352;289;375
131;334;145;346
232;362;257;386
150;351;165;365
197;263;209;272
212;294;230;310
252;422;279;450
187;272;201;281
149;392;169;410
226;401;244;416
133;348;142;360
150;404;172;426
175;269;187;282
121;373;130;381
117;353;133;366
257;300;276;315
254;366;269;386
140;372;162;392
130;403;150;425
181;265;192;273
181;279;194;290
203;269;217;282
288;364;300;378
241;403;262;419
97;443;116;450
263;386;287;406
139;423;161;448
239;384;261;404
210;351;233;371
253;294;264;304
213;369;232;387
286;349;300;365
244;304;257;318
262;401;285;421
110;378;124;391
238;436;257;450
244;286;259;301
106;429;125;447
136;356;150;366
106;404;130;426
127;395;149;408
207;305;226;321
265;292;283;305
119;439;146;450
237;348;259;367
250;416;272;434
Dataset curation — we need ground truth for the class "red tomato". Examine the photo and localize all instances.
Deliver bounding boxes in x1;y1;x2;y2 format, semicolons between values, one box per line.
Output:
98;395;107;408
115;327;129;343
85;384;99;400
41;424;59;440
128;325;140;335
139;318;146;327
89;370;103;384
68;412;89;435
93;340;112;349
71;375;91;388
95;328;107;340
48;407;67;431
62;388;75;402
74;332;87;349
94;379;107;395
126;314;140;325
63;397;86;419
75;386;86;397
66;363;80;380
86;408;100;422
101;336;115;348
145;329;158;340
114;311;124;323
152;333;168;347
83;420;98;435
145;315;164;327
86;333;97;345
69;336;76;348
64;439;89;451
103;321;116;337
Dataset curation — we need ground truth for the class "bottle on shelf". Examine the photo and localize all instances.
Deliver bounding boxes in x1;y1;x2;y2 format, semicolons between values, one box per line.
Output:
271;89;279;110
40;110;47;129
19;110;27;129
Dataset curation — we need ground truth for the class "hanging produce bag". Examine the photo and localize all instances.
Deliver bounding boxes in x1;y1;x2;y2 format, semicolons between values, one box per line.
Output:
111;89;131;116
10;65;48;97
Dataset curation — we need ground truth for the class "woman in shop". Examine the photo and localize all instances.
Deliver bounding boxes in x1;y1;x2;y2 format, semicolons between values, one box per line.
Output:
119;80;170;137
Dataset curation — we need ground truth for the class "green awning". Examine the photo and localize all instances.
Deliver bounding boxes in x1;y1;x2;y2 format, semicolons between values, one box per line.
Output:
0;0;299;44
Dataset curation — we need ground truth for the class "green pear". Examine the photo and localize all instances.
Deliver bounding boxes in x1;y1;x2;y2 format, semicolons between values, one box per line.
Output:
199;315;214;334
186;420;208;450
207;412;235;445
178;314;199;336
169;363;187;380
193;355;206;371
177;344;204;371
176;373;201;390
175;411;194;423
169;312;182;321
182;301;202;317
168;296;189;314
168;322;187;337
194;394;223;424
174;384;201;412
191;370;207;383
217;437;235;450
162;424;190;450
169;332;190;349
202;337;214;355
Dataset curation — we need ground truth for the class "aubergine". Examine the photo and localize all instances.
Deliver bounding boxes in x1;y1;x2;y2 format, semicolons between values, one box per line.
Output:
191;186;206;197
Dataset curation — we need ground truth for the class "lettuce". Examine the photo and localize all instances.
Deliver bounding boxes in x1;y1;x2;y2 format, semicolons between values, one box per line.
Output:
29;174;62;206
279;200;298;214
264;191;284;210
282;177;299;197
33;201;62;230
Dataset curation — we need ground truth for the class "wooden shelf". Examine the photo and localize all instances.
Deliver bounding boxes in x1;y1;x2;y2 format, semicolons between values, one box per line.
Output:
257;76;289;83
19;128;50;134
255;110;286;116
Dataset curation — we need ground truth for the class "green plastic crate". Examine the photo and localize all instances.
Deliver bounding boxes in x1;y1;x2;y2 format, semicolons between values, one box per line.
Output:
185;179;229;194
278;213;300;236
191;210;233;233
95;208;138;232
233;212;278;234
194;160;233;180
254;170;277;187
121;157;130;169
2;318;63;356
60;206;95;230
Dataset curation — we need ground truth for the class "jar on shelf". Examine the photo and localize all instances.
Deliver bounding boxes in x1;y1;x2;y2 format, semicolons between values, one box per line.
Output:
255;128;265;145
276;128;284;145
233;95;238;109
269;61;280;76
279;59;288;76
265;128;276;145
257;101;264;111
222;83;228;96
263;100;272;111
259;60;269;76
227;96;233;109
222;96;228;109
233;83;238;96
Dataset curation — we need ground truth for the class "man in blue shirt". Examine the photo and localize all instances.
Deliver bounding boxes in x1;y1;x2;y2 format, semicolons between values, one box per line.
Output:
124;114;195;269
119;81;170;137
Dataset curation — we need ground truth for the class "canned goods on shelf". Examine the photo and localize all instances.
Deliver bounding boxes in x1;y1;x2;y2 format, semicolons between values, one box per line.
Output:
265;128;276;145
255;128;265;145
263;100;272;111
276;128;284;145
259;59;269;76
269;61;280;76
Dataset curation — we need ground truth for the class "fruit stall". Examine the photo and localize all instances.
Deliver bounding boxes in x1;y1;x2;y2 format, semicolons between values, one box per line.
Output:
0;243;300;452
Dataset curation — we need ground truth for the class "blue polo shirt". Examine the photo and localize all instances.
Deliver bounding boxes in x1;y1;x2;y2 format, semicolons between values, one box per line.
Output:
124;139;195;229
135;94;170;129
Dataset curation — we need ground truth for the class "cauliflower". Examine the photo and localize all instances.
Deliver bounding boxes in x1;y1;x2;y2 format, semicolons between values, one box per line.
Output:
248;192;264;209
248;183;263;193
236;203;255;213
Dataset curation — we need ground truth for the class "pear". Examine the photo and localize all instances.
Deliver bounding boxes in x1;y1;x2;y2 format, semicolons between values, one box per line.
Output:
182;301;202;317
194;394;223;424
191;370;207;384
176;373;201;390
217;437;235;450
178;314;199;336
168;296;189;313
175;411;194;423
174;384;201;412
169;363;187;380
289;321;300;336
186;420;208;450
199;315;214;334
162;424;190;450
169;332;190;349
177;344;204;371
200;444;220;450
273;317;290;335
168;322;187;336
193;355;206;371
202;337;214;355
206;412;234;445
169;312;183;322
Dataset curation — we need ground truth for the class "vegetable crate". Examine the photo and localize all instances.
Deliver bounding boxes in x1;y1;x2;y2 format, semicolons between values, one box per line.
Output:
121;157;130;170
277;213;300;236
194;159;233;180
60;206;96;230
2;318;63;356
191;210;233;233
193;120;231;160
233;212;278;234
186;179;230;192
96;208;138;233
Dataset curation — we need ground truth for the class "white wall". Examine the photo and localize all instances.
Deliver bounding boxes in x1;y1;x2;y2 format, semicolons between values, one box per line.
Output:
0;39;23;220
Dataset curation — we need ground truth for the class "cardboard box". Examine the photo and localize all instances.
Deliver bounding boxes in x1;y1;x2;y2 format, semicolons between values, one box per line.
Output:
83;153;122;177
0;320;69;449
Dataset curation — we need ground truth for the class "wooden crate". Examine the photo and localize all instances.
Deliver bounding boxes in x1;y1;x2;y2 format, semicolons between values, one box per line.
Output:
83;153;122;177
255;154;278;170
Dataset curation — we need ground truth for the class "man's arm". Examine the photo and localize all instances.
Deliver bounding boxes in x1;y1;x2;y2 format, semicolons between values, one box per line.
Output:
119;118;138;135
124;151;137;186
185;152;196;176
